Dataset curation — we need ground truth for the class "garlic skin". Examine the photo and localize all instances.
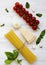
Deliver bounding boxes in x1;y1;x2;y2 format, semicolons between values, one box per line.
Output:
32;45;36;50
13;23;21;29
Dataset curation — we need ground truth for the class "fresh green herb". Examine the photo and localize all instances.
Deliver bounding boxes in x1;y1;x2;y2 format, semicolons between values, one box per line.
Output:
36;30;45;45
4;50;19;64
39;46;43;48
4;50;22;64
36;13;42;17
5;8;9;13
5;52;16;60
13;50;19;59
40;30;45;38
36;37;41;44
5;59;13;64
25;2;30;8
17;59;22;65
0;24;5;27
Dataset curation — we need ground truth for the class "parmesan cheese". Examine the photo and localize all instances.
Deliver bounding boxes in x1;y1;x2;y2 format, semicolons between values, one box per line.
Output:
20;28;36;44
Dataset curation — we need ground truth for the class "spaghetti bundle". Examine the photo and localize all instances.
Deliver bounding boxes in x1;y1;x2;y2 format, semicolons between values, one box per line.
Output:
5;30;37;64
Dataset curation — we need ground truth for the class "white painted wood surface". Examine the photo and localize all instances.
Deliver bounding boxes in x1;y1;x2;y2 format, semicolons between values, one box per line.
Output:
0;0;46;65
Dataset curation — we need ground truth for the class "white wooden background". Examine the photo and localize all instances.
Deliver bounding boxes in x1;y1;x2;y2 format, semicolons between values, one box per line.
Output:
0;0;46;65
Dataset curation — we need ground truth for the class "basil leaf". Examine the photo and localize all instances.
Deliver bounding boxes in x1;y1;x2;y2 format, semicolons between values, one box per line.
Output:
36;37;41;45
0;24;5;27
36;30;45;45
25;2;30;8
5;52;15;60
5;59;13;64
5;8;9;13
4;50;19;64
13;50;19;59
39;46;43;48
40;30;45;38
36;13;42;17
17;59;22;64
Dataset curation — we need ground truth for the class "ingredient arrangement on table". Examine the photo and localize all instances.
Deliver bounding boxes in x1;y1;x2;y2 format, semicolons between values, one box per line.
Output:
0;1;46;65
